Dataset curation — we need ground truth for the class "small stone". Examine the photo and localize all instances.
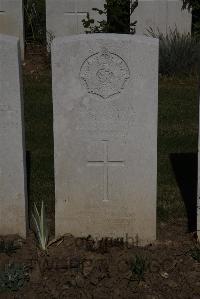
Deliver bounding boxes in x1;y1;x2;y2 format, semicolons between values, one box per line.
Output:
160;271;169;279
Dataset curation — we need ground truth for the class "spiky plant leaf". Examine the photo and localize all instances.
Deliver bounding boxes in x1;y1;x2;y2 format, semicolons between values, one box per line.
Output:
32;201;49;251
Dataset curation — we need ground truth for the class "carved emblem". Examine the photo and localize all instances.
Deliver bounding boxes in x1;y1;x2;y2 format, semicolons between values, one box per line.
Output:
80;48;130;99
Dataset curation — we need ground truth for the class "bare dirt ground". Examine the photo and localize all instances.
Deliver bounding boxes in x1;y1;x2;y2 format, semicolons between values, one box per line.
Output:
23;44;51;76
0;219;199;298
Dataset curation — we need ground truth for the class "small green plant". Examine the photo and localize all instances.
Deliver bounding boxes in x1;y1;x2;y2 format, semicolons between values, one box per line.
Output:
0;240;20;256
189;245;200;262
129;255;149;281
0;263;29;292
82;0;138;34
32;201;49;251
147;27;200;77
0;240;20;255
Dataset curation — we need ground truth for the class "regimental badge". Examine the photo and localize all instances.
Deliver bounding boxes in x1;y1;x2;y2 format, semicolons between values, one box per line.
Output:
80;48;130;99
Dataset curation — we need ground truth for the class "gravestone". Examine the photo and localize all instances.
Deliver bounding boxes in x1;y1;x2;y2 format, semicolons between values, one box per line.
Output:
0;0;24;58
52;34;158;245
0;34;27;238
46;0;105;47
132;0;191;35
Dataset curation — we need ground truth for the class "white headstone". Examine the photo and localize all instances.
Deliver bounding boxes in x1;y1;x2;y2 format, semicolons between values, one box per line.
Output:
0;0;24;58
132;0;191;35
52;34;158;245
0;34;27;238
46;0;105;47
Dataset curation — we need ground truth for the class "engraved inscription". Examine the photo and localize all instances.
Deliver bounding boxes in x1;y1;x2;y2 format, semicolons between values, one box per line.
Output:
87;140;125;201
80;48;130;99
76;99;136;139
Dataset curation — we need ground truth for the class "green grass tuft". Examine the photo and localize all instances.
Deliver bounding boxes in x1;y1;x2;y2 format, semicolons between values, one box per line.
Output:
129;255;149;281
0;263;29;292
189;245;200;262
147;28;200;77
32;201;49;251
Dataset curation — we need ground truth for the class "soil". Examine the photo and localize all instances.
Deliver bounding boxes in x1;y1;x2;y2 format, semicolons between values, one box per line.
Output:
0;46;199;298
0;220;199;298
23;44;51;77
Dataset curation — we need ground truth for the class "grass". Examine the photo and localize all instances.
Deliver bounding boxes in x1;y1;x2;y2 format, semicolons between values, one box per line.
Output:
23;73;54;232
23;71;199;230
147;29;200;77
158;78;199;221
129;255;149;282
189;245;200;262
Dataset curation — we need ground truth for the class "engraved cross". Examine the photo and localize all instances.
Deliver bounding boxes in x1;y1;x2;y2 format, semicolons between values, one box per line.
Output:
87;140;125;202
64;0;87;34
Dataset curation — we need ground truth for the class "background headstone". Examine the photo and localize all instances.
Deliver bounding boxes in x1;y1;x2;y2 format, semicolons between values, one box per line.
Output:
52;34;158;245
0;0;24;58
133;0;192;35
0;34;27;238
46;0;191;42
46;0;105;47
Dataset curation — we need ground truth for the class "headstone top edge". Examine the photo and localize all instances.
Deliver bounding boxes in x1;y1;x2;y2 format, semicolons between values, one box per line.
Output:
0;34;19;44
137;0;180;2
52;33;159;49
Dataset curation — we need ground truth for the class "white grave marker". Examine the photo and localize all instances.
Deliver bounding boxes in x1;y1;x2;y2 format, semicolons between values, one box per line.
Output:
0;34;27;238
133;0;191;35
46;0;105;46
0;0;24;58
52;34;158;245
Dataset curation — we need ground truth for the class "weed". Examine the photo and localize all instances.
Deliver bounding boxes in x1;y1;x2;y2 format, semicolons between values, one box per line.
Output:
189;245;200;262
129;255;149;281
32;201;49;251
0;263;29;292
0;240;21;256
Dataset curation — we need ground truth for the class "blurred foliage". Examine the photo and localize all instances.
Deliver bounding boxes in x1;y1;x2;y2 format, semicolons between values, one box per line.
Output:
148;28;200;78
82;0;138;34
182;0;200;10
24;0;46;44
182;0;200;37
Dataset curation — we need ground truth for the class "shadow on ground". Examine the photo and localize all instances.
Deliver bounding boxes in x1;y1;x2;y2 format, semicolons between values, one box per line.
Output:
170;153;197;233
